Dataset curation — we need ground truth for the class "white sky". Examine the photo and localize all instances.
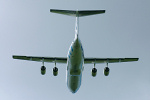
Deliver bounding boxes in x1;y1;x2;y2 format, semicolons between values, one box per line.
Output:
0;0;150;100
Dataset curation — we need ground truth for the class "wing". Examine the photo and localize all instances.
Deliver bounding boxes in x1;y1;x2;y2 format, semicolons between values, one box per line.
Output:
13;55;138;64
84;58;139;64
13;55;67;63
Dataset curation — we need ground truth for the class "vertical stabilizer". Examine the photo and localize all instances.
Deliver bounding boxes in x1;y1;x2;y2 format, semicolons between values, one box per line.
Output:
75;11;79;38
50;9;105;39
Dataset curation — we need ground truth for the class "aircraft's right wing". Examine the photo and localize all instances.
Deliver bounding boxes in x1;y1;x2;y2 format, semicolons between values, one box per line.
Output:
84;58;139;64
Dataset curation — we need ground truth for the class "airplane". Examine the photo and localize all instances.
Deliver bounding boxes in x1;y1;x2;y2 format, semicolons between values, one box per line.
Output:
13;9;139;93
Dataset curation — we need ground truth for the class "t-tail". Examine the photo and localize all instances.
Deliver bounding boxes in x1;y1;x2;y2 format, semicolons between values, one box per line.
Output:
50;9;105;38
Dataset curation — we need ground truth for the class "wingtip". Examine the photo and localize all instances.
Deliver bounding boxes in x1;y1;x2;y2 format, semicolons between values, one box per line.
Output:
12;55;15;59
50;9;55;12
50;9;52;12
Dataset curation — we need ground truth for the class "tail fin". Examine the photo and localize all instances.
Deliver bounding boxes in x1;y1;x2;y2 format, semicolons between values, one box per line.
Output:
50;9;105;17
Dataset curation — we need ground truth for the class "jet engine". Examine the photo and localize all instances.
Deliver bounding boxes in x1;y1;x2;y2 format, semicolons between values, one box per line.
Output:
104;67;109;76
53;67;58;76
91;68;97;77
41;66;46;75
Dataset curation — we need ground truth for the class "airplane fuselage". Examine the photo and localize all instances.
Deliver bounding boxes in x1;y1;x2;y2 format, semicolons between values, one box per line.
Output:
67;35;84;93
66;15;85;93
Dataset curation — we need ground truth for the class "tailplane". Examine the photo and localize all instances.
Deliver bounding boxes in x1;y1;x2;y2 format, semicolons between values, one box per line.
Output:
50;9;105;17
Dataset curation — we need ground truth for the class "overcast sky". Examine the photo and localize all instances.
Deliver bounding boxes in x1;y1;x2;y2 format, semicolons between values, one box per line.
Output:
0;0;150;100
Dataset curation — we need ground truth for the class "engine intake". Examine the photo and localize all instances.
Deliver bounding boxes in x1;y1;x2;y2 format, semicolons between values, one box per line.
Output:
53;67;58;76
104;67;109;76
41;66;46;75
91;68;97;77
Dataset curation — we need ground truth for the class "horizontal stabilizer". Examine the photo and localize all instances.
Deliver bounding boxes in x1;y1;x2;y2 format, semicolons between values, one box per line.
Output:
50;9;105;17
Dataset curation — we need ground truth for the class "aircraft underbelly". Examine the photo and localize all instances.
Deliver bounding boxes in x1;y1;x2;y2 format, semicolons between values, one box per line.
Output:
67;74;82;93
67;38;84;93
67;55;83;93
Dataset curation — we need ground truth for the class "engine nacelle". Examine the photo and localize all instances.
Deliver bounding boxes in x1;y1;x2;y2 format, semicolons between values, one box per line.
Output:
104;67;109;76
41;66;46;75
53;67;58;76
91;68;97;77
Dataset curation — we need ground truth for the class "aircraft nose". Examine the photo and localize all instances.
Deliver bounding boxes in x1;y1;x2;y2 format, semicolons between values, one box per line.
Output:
70;88;78;93
68;81;79;94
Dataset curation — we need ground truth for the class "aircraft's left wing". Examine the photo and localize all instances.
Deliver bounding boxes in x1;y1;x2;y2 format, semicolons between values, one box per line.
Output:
84;58;139;64
13;55;67;63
